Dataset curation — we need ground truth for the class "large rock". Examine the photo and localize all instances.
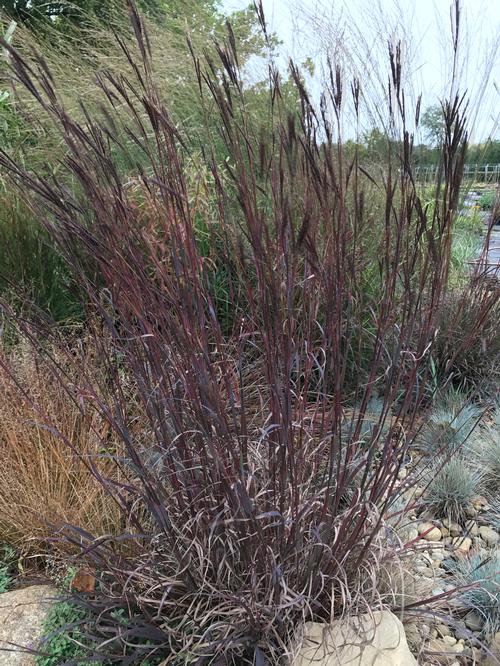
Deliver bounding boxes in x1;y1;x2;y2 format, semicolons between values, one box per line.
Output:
0;585;57;665
293;610;417;665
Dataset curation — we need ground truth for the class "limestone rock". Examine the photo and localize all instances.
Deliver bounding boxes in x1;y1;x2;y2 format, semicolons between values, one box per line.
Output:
418;522;442;541
0;585;57;665
427;638;464;665
293;610;417;665
465;610;484;632
479;526;499;546
452;535;472;555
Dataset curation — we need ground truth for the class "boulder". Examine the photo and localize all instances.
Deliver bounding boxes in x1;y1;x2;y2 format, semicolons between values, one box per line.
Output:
0;585;57;665
293;610;417;665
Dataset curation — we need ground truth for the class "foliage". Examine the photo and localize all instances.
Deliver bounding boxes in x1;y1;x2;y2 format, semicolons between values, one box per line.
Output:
421;104;445;148
485;498;500;533
423;458;480;523
472;415;500;495
0;2;497;662
0;341;123;552
0;542;16;592
453;552;500;637
2;0;165;24
36;602;87;666
416;394;482;456
0;194;84;321
0;0;279;321
479;190;497;210
429;281;500;393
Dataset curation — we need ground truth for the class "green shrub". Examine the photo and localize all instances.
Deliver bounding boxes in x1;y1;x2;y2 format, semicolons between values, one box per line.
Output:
453;552;500;637
423;458;480;522
479;190;496;210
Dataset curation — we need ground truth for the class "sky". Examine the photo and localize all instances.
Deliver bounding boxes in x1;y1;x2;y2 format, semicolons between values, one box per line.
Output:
220;0;500;142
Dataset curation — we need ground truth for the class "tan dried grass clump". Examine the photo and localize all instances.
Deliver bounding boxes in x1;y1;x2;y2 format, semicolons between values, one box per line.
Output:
0;340;121;554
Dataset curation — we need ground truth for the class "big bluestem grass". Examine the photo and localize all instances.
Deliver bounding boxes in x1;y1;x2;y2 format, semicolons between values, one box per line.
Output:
0;2;498;662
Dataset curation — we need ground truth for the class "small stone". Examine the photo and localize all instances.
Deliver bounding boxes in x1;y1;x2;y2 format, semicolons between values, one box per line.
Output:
465;611;484;632
404;622;421;645
406;527;419;541
420;623;431;638
431;548;446;561
443;519;462;536
466;520;479;536
427;638;464;664
452;535;472;555
471;647;482;663
443;635;457;646
419;522;442;541
398;468;407;479
479;526;499;546
436;624;451;638
465;505;478;518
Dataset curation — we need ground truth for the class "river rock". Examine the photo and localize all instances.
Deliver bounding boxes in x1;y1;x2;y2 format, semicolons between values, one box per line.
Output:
465;610;484;632
442;519;462;537
452;535;472;555
0;585;57;665
479;526;499;546
419;522;442;541
293;610;417;665
427;638;464;664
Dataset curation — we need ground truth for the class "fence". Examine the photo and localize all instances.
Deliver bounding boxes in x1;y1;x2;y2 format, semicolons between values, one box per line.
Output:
414;164;500;184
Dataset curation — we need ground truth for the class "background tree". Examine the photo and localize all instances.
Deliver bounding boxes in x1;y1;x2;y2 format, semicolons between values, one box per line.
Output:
421;104;445;147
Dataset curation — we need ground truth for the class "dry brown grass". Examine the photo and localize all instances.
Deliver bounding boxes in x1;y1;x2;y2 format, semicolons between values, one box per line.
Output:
0;340;121;555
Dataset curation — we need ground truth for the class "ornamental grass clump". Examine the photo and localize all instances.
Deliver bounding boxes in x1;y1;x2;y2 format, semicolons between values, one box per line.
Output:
0;1;498;662
454;552;500;637
423;458;480;523
416;393;482;456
